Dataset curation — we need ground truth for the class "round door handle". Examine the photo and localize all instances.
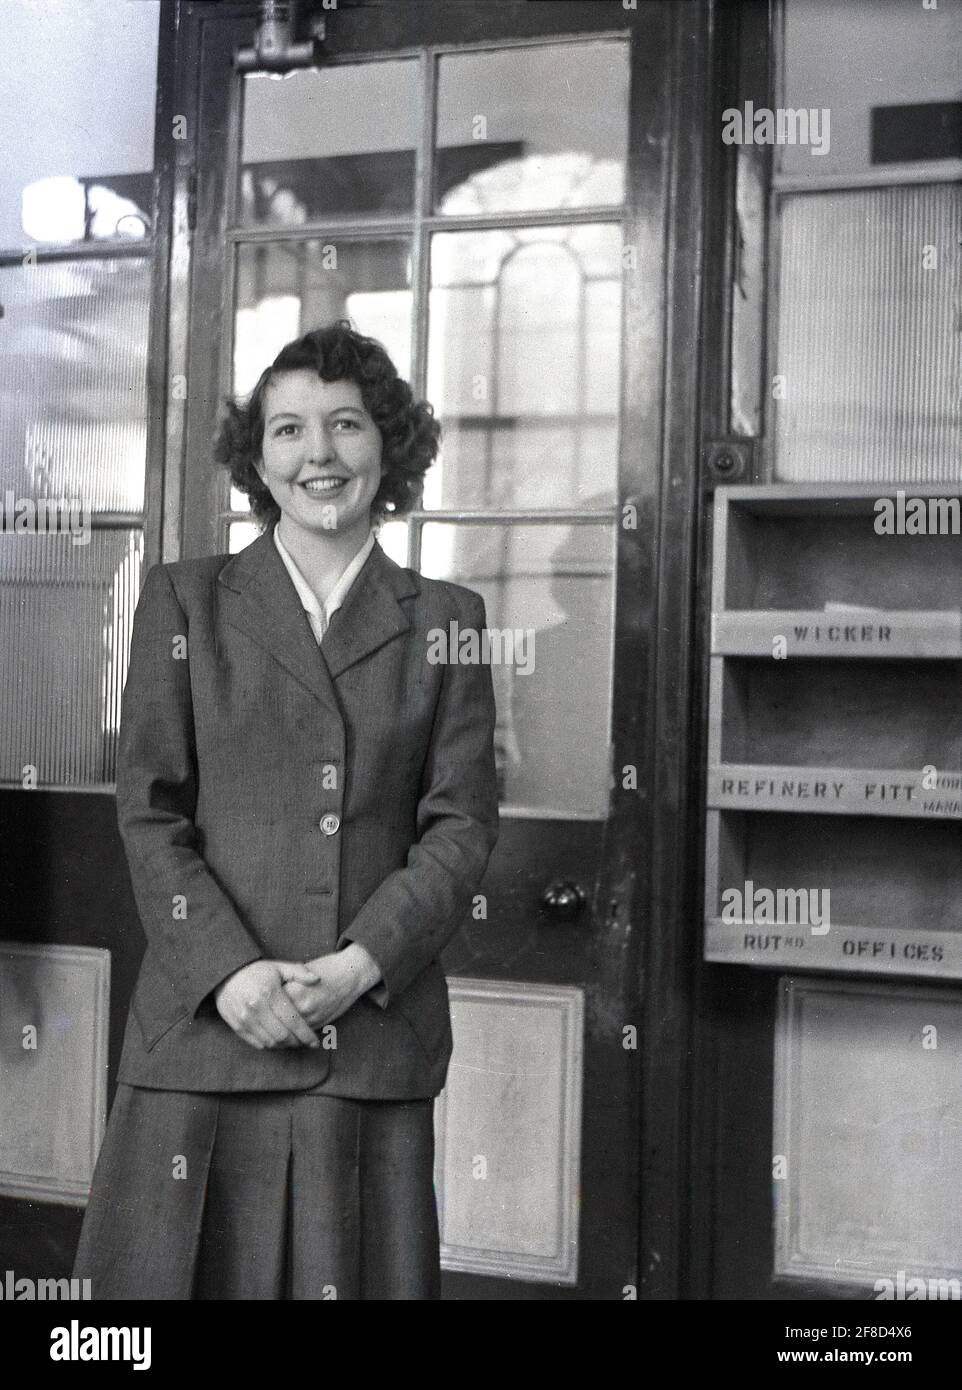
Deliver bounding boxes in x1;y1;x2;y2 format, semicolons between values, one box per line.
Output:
540;879;587;922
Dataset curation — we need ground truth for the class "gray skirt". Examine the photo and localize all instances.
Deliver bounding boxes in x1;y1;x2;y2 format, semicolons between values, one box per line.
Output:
72;1084;440;1300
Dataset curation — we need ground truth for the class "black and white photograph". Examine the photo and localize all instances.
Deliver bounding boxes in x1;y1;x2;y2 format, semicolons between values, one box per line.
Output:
0;0;960;1352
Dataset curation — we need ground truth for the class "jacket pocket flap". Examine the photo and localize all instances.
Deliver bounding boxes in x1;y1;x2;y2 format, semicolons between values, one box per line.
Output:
132;987;190;1052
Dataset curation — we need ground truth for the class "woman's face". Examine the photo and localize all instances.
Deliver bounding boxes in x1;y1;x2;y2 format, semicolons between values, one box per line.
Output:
255;370;384;539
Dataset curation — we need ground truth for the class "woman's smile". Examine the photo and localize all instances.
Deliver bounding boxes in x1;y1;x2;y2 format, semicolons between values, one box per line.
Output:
300;475;348;494
255;370;385;542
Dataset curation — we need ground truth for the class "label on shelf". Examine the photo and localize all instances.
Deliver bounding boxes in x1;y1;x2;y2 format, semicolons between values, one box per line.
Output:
705;919;962;979
711;610;962;658
708;764;962;819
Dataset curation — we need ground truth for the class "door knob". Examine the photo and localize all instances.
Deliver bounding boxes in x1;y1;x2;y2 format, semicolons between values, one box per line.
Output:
540;879;587;922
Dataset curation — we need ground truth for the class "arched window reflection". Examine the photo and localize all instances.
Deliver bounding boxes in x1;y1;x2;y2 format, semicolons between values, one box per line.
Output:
426;211;622;511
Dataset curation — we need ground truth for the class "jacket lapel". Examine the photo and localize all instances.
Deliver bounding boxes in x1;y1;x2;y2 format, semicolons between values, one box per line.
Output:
321;539;418;680
216;527;419;713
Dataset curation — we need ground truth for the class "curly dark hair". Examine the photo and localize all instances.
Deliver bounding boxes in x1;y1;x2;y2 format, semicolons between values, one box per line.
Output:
214;321;440;528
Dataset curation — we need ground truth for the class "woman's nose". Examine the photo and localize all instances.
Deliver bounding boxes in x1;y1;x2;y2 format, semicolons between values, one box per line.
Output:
305;422;335;463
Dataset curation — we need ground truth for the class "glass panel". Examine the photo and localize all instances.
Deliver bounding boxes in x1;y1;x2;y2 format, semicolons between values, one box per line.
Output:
0;258;151;511
377;519;409;568
425;226;621;508
240;61;418;225
419;522;615;819
228;521;260;555
0;0;159;246
229;518;408;564
434;42;629;215
774;184;962;482
234;239;413;395
0;528;143;785
781;0;962;180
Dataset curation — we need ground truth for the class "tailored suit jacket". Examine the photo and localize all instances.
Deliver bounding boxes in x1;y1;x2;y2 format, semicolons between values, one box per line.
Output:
114;526;499;1097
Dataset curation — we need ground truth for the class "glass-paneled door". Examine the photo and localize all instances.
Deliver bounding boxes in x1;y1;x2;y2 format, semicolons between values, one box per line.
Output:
178;0;683;1299
228;40;626;823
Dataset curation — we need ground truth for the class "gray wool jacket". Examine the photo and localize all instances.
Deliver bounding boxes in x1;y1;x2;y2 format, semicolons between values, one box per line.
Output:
113;527;499;1098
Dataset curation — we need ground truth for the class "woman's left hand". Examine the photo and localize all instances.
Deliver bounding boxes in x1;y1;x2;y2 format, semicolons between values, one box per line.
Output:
283;942;382;1029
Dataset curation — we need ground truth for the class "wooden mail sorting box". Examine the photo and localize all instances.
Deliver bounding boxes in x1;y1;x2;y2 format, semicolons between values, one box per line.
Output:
713;610;962;658
709;765;962;819
704;486;962;980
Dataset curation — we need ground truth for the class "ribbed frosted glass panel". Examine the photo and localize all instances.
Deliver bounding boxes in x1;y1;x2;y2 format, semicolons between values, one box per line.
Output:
0;258;150;511
774;184;962;483
0;529;143;786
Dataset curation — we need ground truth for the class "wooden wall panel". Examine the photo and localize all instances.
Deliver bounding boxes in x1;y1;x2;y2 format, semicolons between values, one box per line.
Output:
0;942;109;1204
775;975;962;1290
435;978;584;1285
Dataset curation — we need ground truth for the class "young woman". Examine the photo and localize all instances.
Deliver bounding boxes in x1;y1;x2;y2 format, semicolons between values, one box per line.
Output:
73;322;500;1299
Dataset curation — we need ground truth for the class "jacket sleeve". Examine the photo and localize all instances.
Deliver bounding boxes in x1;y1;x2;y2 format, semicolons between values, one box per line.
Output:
337;588;500;1005
115;563;264;1016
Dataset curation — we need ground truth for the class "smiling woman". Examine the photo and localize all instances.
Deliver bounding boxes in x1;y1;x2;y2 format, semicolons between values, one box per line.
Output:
216;321;439;530
71;320;499;1300
257;373;387;587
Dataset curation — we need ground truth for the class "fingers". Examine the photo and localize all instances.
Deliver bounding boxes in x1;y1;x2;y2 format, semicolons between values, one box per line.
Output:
283;982;313;1018
218;961;329;1050
246;999;303;1049
226;1015;266;1049
283;980;342;1030
268;993;320;1048
278;960;322;985
226;995;310;1050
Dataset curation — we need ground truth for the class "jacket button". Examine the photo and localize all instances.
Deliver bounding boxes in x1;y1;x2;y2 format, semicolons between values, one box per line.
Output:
319;813;340;836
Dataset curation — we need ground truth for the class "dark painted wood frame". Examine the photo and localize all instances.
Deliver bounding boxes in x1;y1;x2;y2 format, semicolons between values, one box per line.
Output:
685;0;787;1303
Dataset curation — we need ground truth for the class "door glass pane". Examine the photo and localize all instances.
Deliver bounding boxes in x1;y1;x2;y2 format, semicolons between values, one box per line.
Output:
240;61;419;225
233;238;413;396
228;520;260;554
0;258;151;510
0;0;159;246
419;522;615;819
0;528;143;785
230;518;409;565
774;184;962;482
377;519;409;567
425;226;621;508
434;42;629;215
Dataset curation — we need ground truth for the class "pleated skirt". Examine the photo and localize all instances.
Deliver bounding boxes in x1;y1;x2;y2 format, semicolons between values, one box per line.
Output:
72;1084;440;1300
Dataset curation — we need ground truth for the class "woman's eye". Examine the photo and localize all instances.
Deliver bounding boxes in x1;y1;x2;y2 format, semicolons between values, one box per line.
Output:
332;418;360;431
274;423;298;438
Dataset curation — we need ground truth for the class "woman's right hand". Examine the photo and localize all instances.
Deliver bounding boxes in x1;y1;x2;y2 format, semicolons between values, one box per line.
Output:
214;960;322;1050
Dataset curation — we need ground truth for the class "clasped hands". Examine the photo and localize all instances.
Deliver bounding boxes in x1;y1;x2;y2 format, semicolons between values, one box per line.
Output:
213;943;381;1051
